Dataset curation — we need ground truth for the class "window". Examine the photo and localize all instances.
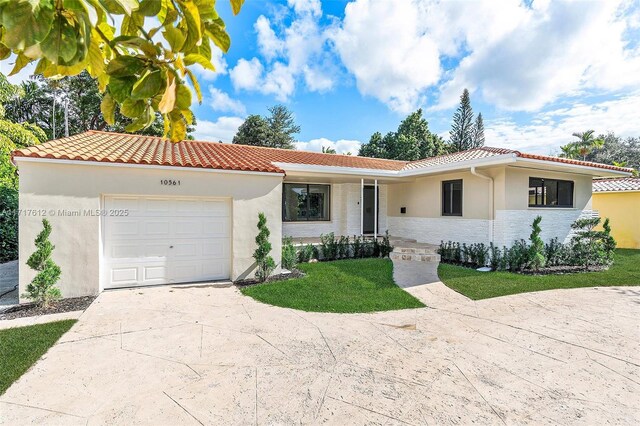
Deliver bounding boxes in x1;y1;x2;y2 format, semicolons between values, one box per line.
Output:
528;177;574;207
442;179;463;216
283;184;330;221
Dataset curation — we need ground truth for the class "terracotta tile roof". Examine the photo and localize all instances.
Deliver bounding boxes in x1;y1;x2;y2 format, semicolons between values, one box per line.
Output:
593;177;640;192
12;131;406;173
403;147;515;170
12;131;632;175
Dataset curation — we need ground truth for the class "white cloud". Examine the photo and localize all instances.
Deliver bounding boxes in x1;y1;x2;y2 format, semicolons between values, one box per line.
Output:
192;116;245;142
434;0;640;111
229;0;335;100
229;58;264;91
295;137;363;155
485;92;640;154
332;0;440;113
208;87;246;115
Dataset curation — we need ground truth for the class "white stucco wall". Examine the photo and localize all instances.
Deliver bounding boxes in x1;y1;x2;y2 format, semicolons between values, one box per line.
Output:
283;183;388;238
387;216;492;245
17;160;283;299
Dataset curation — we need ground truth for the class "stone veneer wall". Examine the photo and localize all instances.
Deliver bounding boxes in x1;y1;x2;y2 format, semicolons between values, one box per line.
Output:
387;216;492;245
493;209;597;248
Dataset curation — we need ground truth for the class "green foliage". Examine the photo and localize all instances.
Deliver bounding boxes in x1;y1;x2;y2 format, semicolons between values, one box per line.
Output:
297;243;318;263
471;113;485;148
0;0;245;142
281;237;297;271
448;88;475;152
253;212;275;282
0;186;18;262
378;231;394;258
233;105;299;148
559;130;605;161
570;216;617;270
578;132;640;174
23;219;62;307
337;235;350;258
321;146;336;154
320;232;338;261
528;216;546;271
359;109;444;160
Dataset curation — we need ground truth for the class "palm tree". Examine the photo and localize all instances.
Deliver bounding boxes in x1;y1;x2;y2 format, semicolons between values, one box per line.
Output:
559;130;604;161
321;146;337;154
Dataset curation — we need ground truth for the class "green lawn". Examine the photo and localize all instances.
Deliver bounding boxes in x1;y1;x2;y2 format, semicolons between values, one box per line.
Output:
0;319;76;394
439;249;640;300
241;258;425;313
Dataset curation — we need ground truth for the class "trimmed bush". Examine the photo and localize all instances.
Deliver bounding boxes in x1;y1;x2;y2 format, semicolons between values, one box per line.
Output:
23;219;62;307
281;237;297;270
253;213;275;282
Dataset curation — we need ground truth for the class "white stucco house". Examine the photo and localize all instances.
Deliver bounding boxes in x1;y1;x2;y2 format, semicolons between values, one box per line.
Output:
11;131;631;299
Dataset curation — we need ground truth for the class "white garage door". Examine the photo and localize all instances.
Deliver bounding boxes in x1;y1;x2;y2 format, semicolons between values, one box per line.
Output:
103;196;231;289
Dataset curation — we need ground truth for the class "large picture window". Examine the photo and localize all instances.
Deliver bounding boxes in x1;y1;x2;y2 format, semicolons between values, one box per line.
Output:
528;177;574;207
442;179;463;216
283;183;330;221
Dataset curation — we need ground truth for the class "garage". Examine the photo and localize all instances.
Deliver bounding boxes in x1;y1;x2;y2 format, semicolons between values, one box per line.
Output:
102;195;231;289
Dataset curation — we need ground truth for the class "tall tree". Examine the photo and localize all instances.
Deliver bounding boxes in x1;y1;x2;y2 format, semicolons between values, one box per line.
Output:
3;72;187;140
233;105;300;149
358;109;444;160
559;130;605;161
359;132;388;158
471;113;485;148
233;115;270;147
449;88;475;152
578;132;639;172
0;0;245;141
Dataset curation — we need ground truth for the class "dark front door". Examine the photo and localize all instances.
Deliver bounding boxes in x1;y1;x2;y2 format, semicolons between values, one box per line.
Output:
363;186;378;234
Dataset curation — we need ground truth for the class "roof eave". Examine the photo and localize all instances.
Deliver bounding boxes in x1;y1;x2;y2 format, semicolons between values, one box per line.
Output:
514;157;632;177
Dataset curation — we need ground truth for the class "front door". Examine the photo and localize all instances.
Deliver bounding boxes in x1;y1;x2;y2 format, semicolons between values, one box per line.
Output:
363;186;378;234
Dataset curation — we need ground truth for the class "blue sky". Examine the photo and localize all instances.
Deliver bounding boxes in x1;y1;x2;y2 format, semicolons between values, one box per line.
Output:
187;0;640;155
4;0;640;155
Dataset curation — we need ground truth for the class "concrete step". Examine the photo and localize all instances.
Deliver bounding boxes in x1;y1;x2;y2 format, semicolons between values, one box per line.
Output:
389;252;441;262
392;247;438;255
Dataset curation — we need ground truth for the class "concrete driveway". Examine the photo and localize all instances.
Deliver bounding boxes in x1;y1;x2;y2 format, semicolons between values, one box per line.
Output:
1;281;639;425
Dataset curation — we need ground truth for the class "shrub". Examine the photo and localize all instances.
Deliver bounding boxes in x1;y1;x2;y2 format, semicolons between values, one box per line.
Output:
320;232;338;261
298;244;318;263
379;231;394;258
528;216;546;271
253;213;275;282
570;217;616;270
489;243;500;270
507;239;530;272
352;235;363;258
23;219;61;307
0;186;18;263
337;235;350;259
281;237;297;270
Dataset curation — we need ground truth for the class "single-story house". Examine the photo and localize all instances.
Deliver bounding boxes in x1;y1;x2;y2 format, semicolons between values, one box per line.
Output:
592;177;640;249
12;131;631;299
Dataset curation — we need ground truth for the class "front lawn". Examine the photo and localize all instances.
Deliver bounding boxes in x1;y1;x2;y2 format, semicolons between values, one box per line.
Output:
0;319;76;394
241;258;425;313
439;249;640;300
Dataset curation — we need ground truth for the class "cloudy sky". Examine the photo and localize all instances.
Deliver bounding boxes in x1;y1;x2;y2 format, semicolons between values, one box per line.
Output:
4;0;640;155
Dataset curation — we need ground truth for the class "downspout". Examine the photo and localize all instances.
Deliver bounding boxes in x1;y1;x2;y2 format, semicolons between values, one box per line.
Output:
470;167;494;243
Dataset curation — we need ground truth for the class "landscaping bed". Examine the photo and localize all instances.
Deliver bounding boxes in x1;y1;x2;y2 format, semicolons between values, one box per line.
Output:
241;258;425;313
439;249;640;300
0;296;95;321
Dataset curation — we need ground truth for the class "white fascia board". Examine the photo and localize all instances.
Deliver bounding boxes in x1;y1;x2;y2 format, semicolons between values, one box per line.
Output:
514;157;632;177
593;190;640;194
398;154;518;177
13;156;286;177
271;162;401;177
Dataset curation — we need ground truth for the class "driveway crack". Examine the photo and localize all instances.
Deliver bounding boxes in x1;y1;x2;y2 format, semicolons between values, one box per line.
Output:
163;391;204;425
452;361;506;425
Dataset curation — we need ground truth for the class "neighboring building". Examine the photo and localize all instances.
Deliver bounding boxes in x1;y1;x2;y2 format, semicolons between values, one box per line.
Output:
12;131;631;299
593;177;640;249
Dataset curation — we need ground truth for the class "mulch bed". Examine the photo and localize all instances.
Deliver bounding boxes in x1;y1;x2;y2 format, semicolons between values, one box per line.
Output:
0;296;96;321
235;269;305;288
441;261;608;275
